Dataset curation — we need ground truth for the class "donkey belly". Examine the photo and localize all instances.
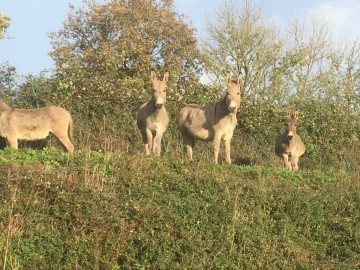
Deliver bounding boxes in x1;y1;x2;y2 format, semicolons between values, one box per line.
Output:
17;125;50;140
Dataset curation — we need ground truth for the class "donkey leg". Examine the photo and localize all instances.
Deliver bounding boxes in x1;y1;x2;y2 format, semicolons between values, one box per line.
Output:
57;135;75;153
6;137;18;149
153;132;163;157
282;153;291;170
185;144;193;161
224;133;233;164
140;131;149;155
182;134;194;161
213;134;222;164
145;129;153;155
291;156;300;171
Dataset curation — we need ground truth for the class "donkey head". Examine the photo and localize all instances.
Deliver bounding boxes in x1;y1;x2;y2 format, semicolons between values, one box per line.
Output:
151;71;169;109
284;112;299;140
225;73;242;113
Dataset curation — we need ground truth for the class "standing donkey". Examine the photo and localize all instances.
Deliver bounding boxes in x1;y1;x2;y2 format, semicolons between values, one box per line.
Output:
0;101;74;153
137;71;169;156
275;112;305;171
177;73;242;164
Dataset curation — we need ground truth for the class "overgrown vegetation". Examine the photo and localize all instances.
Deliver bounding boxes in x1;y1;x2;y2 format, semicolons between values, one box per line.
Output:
1;0;360;268
0;148;359;269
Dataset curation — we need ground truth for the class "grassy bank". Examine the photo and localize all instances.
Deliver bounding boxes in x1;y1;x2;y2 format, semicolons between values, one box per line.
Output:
0;148;359;269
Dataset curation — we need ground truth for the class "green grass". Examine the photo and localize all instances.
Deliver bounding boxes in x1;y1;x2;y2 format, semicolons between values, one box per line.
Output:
0;148;359;269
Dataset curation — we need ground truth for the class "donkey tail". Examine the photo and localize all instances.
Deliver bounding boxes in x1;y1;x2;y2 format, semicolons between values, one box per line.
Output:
68;116;74;145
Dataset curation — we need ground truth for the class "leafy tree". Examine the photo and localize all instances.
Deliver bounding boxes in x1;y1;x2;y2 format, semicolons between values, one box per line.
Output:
0;62;16;90
50;0;201;96
0;11;10;39
0;62;17;103
202;0;283;101
0;12;14;105
202;0;352;105
284;18;335;103
0;11;13;98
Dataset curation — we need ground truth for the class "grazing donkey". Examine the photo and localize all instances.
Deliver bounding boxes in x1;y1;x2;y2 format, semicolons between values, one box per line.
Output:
177;73;242;164
0;101;74;153
275;112;305;171
137;71;169;156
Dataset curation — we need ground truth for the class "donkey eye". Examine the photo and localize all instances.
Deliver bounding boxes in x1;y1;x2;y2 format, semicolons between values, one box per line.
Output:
237;92;240;95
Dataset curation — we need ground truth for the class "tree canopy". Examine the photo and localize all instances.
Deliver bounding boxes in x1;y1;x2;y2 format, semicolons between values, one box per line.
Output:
202;0;360;107
50;0;201;95
0;11;10;40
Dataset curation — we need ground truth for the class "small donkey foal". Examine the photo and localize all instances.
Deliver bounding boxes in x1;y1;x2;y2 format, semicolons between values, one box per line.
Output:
275;112;305;171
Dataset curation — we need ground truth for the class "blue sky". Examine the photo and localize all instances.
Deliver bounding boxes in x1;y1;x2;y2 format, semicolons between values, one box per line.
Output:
1;0;360;76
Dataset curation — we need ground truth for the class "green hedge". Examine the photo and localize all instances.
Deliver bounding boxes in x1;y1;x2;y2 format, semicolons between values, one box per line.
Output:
0;149;359;269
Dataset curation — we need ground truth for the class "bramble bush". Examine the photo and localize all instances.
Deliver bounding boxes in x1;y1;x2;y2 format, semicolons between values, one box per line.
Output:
0;150;359;269
3;78;360;173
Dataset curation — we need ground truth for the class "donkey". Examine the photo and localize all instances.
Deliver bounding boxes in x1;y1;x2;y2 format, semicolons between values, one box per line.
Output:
177;73;242;164
0;101;74;153
137;71;169;156
275;112;305;171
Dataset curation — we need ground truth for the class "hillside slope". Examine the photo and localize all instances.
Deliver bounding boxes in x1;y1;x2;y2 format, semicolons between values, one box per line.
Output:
0;148;359;269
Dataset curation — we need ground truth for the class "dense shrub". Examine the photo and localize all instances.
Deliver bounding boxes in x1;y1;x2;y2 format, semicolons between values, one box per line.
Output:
0;149;359;269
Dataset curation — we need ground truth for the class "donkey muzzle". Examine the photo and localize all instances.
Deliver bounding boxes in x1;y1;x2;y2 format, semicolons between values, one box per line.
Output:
228;106;237;113
287;131;295;140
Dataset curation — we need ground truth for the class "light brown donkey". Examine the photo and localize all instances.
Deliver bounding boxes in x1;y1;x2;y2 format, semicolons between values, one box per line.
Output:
177;74;242;164
0;101;74;153
137;71;169;156
275;112;305;171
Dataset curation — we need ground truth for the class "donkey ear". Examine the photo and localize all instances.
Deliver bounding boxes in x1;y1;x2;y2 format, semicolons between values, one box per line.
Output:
150;71;157;83
226;73;231;85
286;110;291;118
237;74;242;85
293;111;299;119
163;71;169;82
